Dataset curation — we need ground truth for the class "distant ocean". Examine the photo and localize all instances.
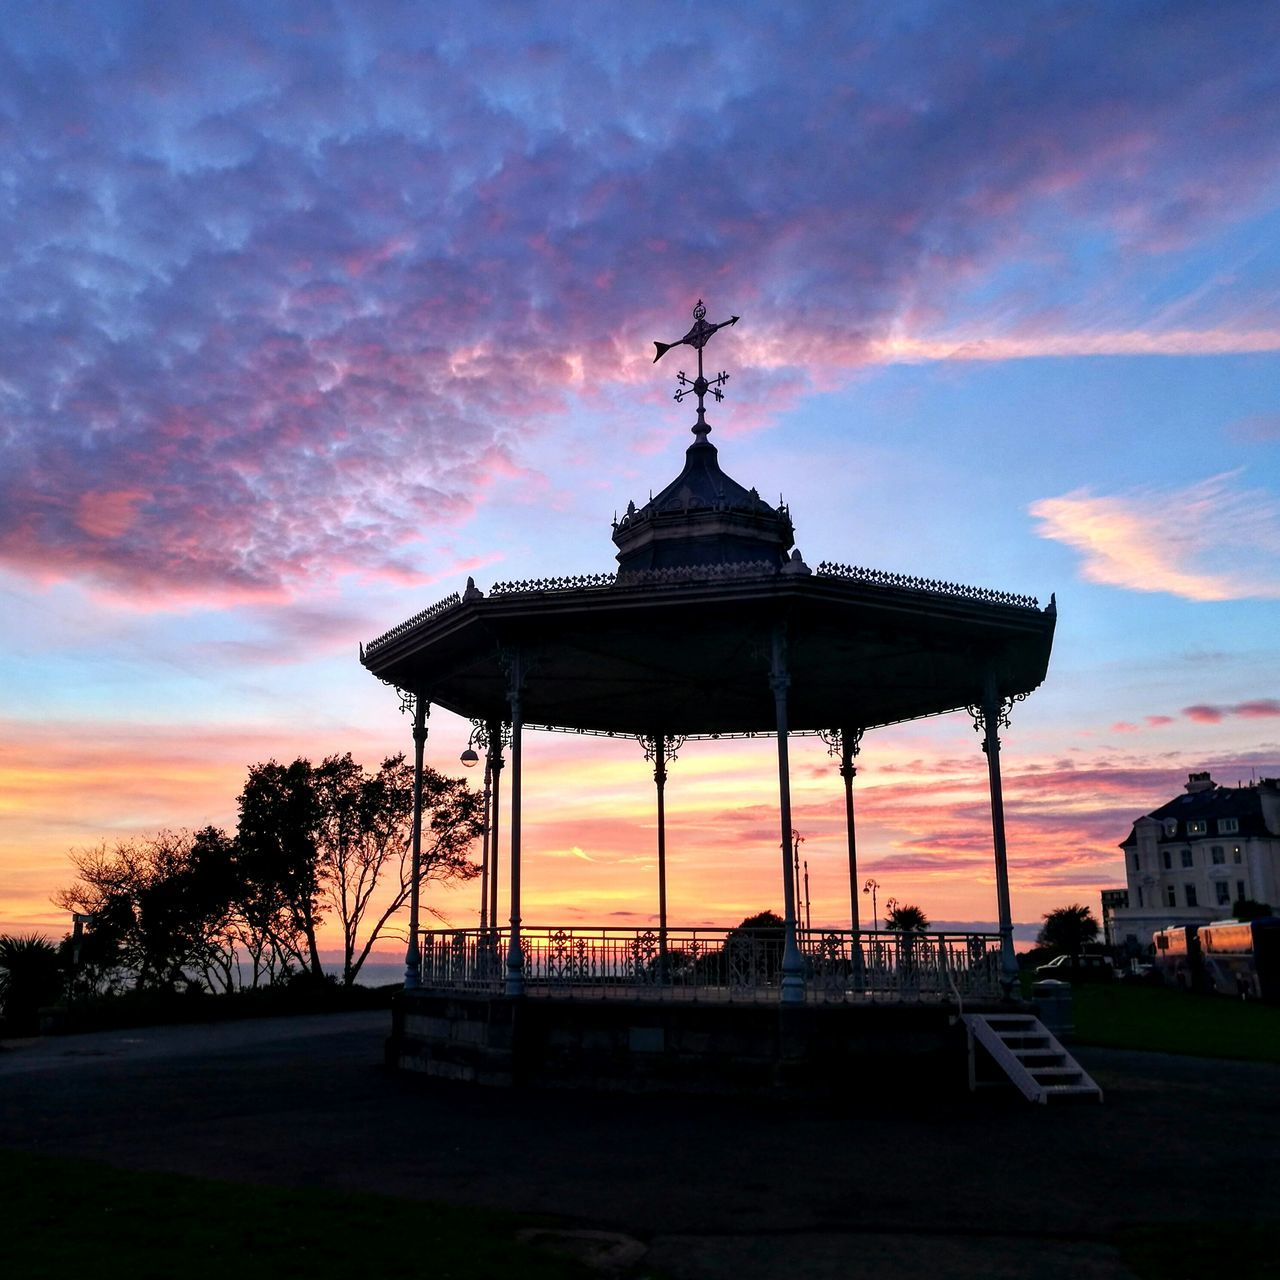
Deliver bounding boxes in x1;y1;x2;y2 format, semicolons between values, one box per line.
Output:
350;960;406;988
227;953;407;990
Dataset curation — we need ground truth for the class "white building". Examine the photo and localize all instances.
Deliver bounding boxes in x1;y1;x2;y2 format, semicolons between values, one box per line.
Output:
1105;771;1280;950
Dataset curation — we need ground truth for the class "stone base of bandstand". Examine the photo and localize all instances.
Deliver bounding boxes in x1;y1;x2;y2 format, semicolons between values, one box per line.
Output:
388;989;1018;1096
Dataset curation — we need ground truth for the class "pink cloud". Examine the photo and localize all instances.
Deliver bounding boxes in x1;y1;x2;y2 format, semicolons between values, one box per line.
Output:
2;4;1278;612
1184;699;1280;723
1030;473;1280;601
1238;700;1280;719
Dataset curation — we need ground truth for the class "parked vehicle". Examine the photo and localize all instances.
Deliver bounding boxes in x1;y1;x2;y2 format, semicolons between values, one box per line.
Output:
1152;918;1280;1001
1034;953;1116;982
1198;917;1280;1002
1151;924;1202;990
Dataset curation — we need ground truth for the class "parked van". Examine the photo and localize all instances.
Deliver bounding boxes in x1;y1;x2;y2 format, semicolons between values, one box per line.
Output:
1151;924;1202;990
1198;918;1280;1002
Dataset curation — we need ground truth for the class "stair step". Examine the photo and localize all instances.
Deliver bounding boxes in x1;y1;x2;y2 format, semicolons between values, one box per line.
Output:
963;1013;1103;1105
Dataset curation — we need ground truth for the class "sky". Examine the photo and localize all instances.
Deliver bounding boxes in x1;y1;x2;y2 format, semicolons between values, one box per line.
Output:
2;1;1279;956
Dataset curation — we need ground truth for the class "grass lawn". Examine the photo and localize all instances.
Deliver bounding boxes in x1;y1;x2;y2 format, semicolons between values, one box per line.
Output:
5;1147;1277;1280
1115;1222;1280;1278
1069;980;1280;1062
2;1148;596;1280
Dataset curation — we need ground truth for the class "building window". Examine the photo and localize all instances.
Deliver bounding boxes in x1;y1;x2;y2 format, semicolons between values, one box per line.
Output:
1237;881;1246;902
1187;819;1207;836
1166;885;1177;907
1131;852;1140;872
1233;847;1242;863
1162;849;1172;870
1137;887;1144;907
1219;818;1239;835
1211;846;1225;865
1185;884;1198;907
1181;848;1194;868
1216;881;1230;905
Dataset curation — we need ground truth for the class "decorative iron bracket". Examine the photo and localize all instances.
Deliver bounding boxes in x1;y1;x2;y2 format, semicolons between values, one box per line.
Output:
640;733;688;766
966;691;1029;752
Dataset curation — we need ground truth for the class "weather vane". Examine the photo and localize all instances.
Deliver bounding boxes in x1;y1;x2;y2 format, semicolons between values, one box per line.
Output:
653;299;739;440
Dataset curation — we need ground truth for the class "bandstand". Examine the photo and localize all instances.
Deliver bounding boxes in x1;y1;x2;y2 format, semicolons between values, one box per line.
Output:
362;302;1056;1092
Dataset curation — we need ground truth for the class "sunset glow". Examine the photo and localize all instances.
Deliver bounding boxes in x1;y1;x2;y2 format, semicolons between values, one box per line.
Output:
3;5;1278;959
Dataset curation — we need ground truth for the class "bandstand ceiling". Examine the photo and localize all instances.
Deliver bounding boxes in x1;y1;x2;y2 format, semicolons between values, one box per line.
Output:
361;570;1056;737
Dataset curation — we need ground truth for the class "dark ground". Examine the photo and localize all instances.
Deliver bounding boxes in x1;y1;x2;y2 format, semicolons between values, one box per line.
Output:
3;1011;1278;1278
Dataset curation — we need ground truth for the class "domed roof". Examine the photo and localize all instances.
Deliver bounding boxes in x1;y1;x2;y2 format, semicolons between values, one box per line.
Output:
611;435;795;573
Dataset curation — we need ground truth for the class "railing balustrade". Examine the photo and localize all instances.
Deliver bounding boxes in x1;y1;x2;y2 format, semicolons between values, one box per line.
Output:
417;926;1002;1003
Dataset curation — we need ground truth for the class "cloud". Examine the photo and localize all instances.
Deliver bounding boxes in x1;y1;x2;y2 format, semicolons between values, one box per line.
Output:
1029;473;1280;601
3;5;1280;605
1185;705;1224;724
1184;699;1280;724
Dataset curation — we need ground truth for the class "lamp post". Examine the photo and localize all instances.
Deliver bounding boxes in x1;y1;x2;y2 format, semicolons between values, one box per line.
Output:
459;738;486;933
791;829;805;937
862;877;880;932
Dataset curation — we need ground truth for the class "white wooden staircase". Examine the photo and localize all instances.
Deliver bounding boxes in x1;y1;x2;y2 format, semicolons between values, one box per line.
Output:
962;1013;1103;1104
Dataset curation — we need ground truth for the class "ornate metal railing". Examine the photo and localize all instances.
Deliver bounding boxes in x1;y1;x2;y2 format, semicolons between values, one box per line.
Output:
814;561;1039;610
490;572;616;595
365;559;1042;653
364;592;463;654
489;561;782;595
418;926;1002;1004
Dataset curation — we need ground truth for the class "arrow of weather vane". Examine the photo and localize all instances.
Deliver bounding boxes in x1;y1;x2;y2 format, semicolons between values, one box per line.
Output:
652;300;739;431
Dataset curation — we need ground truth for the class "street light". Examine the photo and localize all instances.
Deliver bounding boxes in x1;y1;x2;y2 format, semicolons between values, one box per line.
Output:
460;747;480;767
862;877;880;932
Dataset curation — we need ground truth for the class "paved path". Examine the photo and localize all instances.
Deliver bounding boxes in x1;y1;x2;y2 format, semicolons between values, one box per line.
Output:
3;1012;1279;1278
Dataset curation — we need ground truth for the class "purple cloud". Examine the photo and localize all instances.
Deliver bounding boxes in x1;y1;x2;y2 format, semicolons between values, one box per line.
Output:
3;4;1278;602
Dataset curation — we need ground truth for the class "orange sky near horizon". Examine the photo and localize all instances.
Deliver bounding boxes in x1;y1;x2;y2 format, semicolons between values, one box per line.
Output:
5;699;1261;956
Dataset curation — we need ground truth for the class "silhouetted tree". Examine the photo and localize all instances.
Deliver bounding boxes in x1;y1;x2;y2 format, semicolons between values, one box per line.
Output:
884;903;930;931
235;759;326;980
55;830;240;992
694;910;786;985
1036;904;1099;960
55;754;483;993
0;934;63;1033
312;752;483;985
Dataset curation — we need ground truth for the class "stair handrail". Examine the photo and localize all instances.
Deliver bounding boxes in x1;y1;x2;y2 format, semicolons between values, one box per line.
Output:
946;960;964;1020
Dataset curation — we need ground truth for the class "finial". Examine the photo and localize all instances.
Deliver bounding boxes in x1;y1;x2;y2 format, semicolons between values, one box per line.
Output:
653;299;739;442
781;548;812;577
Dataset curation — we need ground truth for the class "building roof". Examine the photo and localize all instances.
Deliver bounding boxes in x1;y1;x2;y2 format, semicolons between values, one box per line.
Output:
360;567;1055;736
1119;773;1280;846
611;436;795;572
362;304;1055;737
